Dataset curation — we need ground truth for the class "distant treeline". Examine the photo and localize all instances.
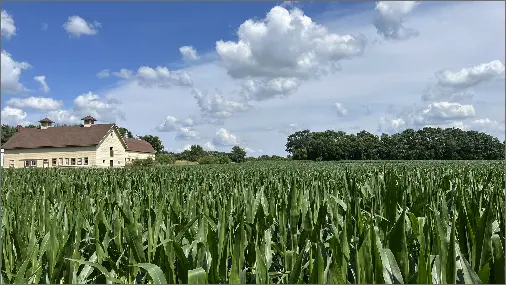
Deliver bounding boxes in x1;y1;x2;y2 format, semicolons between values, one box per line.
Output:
285;127;505;161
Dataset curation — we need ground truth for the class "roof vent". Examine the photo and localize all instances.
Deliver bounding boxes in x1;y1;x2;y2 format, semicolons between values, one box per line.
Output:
81;115;97;127
39;118;54;129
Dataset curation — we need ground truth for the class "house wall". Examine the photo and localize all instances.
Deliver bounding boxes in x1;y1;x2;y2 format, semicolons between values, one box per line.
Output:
95;128;128;168
3;146;96;168
125;151;155;164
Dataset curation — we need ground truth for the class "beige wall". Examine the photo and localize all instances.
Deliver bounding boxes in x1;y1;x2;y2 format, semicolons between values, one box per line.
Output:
3;146;96;168
95;128;128;168
125;151;155;164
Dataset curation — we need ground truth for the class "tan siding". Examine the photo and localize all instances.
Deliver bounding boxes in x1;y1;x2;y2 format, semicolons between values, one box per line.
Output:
95;128;128;168
125;151;155;164
3;147;96;168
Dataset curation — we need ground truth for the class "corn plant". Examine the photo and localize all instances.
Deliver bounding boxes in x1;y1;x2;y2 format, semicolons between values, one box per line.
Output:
1;160;504;284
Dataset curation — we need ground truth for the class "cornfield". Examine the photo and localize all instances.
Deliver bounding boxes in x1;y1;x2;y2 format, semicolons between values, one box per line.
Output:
1;161;505;284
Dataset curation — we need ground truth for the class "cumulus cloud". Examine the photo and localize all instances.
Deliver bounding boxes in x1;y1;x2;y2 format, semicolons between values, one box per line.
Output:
1;50;30;94
136;66;193;87
47;92;123;125
155;115;195;132
467;118;505;135
423;60;505;102
192;88;250;120
179;46;200;61
212;128;239;146
435;60;505;89
216;5;365;100
203;141;216;151
1;106;28;126
34;75;50;93
6;96;62;111
240;77;302;100
378;116;406;133
335;102;348;117
112;69;133;79
374;1;419;40
1;10;16;39
175;127;200;140
63;16;101;37
278;123;304;135
245;147;263;154
418;101;475;123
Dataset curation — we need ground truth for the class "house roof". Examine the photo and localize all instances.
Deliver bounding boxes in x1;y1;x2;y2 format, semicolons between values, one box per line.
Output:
39;118;54;123
81;115;97;121
2;124;115;150
124;138;156;154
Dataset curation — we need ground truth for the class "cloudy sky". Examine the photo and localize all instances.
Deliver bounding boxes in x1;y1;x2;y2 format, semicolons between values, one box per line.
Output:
1;1;504;155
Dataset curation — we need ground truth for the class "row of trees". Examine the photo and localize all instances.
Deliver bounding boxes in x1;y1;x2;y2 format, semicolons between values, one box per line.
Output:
285;127;505;161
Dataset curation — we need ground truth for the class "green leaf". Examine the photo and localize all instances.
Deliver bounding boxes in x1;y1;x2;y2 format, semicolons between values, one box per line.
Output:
66;258;123;284
388;207;409;282
132;263;168;284
188;267;208;284
457;247;482;284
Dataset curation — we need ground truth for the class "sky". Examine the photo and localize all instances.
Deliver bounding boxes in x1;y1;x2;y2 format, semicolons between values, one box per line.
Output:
1;1;505;156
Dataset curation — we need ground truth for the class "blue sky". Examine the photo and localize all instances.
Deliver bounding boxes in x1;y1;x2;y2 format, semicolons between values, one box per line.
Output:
1;1;505;155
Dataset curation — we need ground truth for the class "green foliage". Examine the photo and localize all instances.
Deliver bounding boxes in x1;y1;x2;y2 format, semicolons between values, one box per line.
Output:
155;153;175;165
128;157;157;167
230;146;246;163
1;161;504;284
117;127;134;138
286;128;505;161
198;155;231;165
138;135;164;155
182;145;207;162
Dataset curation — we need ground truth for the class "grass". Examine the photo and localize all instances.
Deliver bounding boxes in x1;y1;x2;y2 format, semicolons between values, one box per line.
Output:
1;160;504;284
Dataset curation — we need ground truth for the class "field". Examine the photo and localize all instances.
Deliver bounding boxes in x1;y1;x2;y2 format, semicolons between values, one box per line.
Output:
1;161;505;284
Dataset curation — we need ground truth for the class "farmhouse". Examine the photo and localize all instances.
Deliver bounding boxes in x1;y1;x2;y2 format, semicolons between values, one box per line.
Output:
1;116;155;168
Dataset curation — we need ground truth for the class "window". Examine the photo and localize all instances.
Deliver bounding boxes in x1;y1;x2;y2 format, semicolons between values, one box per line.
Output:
103;160;105;163
52;158;57;166
30;160;37;167
118;161;121;165
25;160;30;167
59;158;63;165
110;147;114;157
9;160;14;168
65;158;69;165
43;159;49;167
111;133;113;137
84;157;88;165
71;158;76;165
77;158;82;165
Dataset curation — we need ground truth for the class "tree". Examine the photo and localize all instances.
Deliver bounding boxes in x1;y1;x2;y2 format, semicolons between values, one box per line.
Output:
118;127;134;138
230;146;246;163
138;135;164;154
1;125;17;145
183;145;207;162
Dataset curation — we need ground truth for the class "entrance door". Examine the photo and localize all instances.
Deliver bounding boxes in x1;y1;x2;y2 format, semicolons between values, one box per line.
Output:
110;160;114;168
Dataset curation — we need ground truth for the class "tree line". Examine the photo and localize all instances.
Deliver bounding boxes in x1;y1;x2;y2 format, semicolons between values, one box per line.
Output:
285;127;505;161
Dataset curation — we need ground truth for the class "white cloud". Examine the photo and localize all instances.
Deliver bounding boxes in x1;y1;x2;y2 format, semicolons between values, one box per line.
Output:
335;102;348;117
179;46;200;61
1;50;30;94
245;147;263;154
203;141;216;151
378;116;406;133
417;101;475;124
6;96;62;111
280;1;298;8
435;60;505;89
192;88;250;120
112;69;133;79
136;66;193;87
34;75;50;93
46;109;81;125
215;5;365;100
240;77;302;101
1;106;28;126
155;115;196;132
175;127;200;140
63;16;101;38
467;118;505;135
46;92;123;125
1;10;16;39
374;1;419;40
96;69;111;78
278;123;304;135
212;128;239;146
